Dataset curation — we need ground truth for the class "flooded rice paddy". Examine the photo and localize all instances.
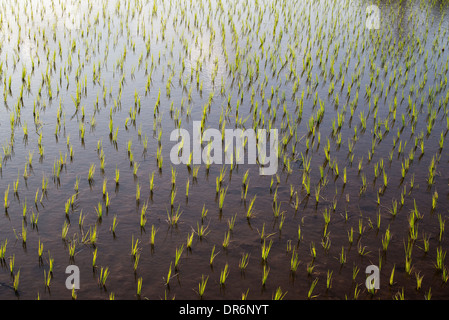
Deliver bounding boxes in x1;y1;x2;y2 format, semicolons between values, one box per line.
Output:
0;0;449;300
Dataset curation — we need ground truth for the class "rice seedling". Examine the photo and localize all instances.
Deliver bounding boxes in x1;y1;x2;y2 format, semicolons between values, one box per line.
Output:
133;252;141;272
167;205;182;226
239;287;250;301
242;182;250;201
432;191;438;210
261;239;273;262
13;173;19;194
21;221;27;245
357;242;370;257
415;272;424;291
114;166;120;185
64;199;71;217
43;250;53;275
405;255;413;276
242;170;249;186
192;166;200;180
307;278;319;299
388;264;396;286
21;200;28;220
149;171;155;192
9;255;15;275
246;195;257;219
89;225;98;246
73;176;80;193
218;186;228;211
257;223;274;243
326;270;333;290
310;241;317;260
394;288;405;300
360;173;367;194
339;246;347;265
293;193;300;212
357;158;363;173
149;225;158;247
95;202;103;220
197;275;209;298
239;252;250;271
273;287;287;300
185;179;190;198
99;266;110;288
136;181;141;202
382;226;391;252
278;213;286;233
295;223;302;243
227;213;237;231
261;265;270;287
0;239;7;261
209;245;219;267
442;266;449;284
4;185;10;210
435;247;446;272
290;249;300;273
88;164;96;182
376;211;382;230
174;244;184;270
44;269;52;289
222;231;231;249
62;221;70;241
91;247;98;269
303;175;311;196
352;264;360;282
389;199;398;217
185;230;195;250
68;240;76;259
169;188;176;207
424;288;432;300
131;236;141;259
105;191;111;209
13;270;20;293
219;263;230;287
421;233;430;253
195;220;211;240
323;207;331;226
133;162;140;177
438;214;445;242
139;201;148;228
102;179;107;197
78;209;86;229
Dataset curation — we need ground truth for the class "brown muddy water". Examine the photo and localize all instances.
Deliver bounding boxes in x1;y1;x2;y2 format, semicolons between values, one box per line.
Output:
0;0;448;300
